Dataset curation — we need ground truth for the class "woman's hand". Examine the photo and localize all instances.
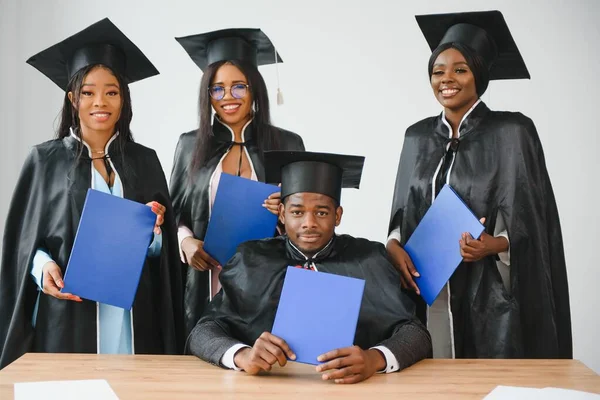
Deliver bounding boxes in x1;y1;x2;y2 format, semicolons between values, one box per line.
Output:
386;239;420;294
460;218;509;262
181;237;220;271
147;201;166;235
41;262;82;302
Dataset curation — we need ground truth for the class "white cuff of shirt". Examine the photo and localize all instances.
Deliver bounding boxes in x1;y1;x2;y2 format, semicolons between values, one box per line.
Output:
221;343;251;371
31;249;54;290
387;228;401;245
371;345;399;374
177;224;194;263
147;231;163;258
495;230;511;266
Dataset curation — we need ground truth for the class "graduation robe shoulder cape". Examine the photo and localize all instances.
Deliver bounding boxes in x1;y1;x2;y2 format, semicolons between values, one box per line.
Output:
193;235;419;350
169;118;305;336
389;101;572;358
0;135;185;369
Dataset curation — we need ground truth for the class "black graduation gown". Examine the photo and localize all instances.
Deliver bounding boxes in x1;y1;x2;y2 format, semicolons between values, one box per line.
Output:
388;101;572;359
196;235;419;349
169;118;305;336
0;135;185;369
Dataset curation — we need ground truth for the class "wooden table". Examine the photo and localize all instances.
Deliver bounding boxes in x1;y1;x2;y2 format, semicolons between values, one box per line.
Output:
0;354;598;399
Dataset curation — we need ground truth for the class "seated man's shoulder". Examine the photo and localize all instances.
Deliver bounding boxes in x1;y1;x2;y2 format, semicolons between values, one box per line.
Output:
336;234;386;257
236;236;288;260
335;235;401;283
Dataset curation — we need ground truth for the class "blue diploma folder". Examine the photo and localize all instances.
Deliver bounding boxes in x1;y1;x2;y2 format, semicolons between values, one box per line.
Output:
203;173;279;266
62;189;156;310
404;184;485;306
271;266;365;365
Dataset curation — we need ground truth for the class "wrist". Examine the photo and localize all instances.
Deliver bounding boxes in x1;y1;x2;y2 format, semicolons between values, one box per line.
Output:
386;238;401;251
42;261;55;273
182;236;197;252
367;348;386;373
233;347;250;370
491;236;509;255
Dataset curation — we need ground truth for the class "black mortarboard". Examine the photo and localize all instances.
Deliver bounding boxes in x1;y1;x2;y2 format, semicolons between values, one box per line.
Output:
264;151;365;204
175;28;283;71
416;10;530;80
26;18;159;90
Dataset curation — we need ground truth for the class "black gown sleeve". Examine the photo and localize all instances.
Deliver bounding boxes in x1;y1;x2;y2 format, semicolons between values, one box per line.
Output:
169;132;195;228
505;117;572;358
0;147;49;368
388;127;421;236
141;150;186;355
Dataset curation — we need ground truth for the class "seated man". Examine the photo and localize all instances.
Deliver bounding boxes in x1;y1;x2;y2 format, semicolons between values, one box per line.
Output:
188;151;432;384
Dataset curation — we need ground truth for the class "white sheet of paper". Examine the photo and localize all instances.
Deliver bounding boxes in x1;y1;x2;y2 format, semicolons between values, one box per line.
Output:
541;388;600;399
484;385;600;400
14;379;119;400
483;385;544;399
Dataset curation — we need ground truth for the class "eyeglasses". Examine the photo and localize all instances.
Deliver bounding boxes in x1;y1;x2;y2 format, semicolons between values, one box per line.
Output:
208;84;250;100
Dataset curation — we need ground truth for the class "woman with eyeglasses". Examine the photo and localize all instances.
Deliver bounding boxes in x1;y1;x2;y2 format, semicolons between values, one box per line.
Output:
170;29;305;336
386;11;571;359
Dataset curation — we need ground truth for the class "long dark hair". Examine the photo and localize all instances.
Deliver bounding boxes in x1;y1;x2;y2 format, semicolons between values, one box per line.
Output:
191;59;281;172
428;42;490;97
56;64;135;146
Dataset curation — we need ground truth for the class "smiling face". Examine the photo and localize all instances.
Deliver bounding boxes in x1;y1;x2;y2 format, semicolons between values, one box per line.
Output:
209;63;253;132
280;192;343;258
68;65;122;137
430;47;479;115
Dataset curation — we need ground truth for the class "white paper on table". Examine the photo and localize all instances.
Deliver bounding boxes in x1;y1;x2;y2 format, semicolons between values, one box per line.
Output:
14;379;119;400
540;387;600;399
483;385;600;400
483;385;544;399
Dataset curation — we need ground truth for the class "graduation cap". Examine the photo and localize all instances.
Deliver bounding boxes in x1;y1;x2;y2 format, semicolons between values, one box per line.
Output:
416;10;530;80
175;28;282;72
26;18;159;90
264;151;365;204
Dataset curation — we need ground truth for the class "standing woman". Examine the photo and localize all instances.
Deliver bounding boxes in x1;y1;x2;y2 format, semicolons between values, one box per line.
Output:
0;19;184;369
170;29;305;336
386;11;571;359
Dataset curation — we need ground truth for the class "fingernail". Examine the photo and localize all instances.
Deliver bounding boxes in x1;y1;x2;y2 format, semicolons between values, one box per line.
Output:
316;366;321;372
414;272;421;277
322;375;329;381
317;355;324;362
290;354;296;360
335;379;342;384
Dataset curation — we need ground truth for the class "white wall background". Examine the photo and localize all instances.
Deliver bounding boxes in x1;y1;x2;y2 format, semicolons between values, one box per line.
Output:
1;0;598;372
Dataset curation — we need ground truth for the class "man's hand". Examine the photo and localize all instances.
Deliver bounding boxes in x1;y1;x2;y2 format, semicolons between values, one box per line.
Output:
233;332;296;374
316;346;386;384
